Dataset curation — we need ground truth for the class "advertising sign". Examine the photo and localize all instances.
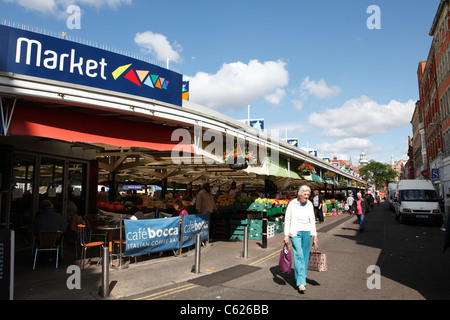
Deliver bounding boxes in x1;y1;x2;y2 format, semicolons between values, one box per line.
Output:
239;119;264;131
0;25;182;106
124;217;180;257
286;138;298;147
181;214;210;247
123;214;210;257
432;168;440;180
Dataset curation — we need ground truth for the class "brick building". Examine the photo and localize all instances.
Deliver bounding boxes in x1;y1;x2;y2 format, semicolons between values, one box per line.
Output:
414;0;450;197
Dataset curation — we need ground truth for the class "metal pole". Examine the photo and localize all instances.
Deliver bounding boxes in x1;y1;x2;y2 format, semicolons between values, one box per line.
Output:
178;221;183;256
194;233;201;274
101;246;109;298
262;209;267;249
116;214;128;269
119;215;123;266
243;226;249;258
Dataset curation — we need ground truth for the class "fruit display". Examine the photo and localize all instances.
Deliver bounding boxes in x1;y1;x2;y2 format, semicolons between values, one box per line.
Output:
97;202;126;212
254;197;268;204
236;196;253;206
182;200;193;208
216;194;236;208
253;197;290;207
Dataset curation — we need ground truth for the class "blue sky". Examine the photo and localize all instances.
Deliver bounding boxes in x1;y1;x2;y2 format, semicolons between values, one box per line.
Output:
0;0;438;166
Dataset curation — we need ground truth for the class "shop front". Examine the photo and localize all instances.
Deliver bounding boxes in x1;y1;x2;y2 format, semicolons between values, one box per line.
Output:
0;23;188;255
1;24;368;282
0;139;93;250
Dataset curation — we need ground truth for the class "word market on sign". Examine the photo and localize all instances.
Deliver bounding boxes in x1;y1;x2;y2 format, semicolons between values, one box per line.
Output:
15;37;108;79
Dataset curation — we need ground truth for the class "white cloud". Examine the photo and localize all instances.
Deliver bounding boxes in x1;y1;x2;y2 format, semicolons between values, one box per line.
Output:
264;88;286;105
317;137;374;154
308;96;415;138
4;0;57;13
4;0;131;15
134;31;182;63
186;59;289;110
76;0;132;9
301;76;342;99
292;100;303;111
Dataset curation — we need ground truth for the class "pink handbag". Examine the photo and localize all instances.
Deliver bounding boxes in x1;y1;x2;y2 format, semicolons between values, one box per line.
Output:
308;244;328;272
278;243;292;274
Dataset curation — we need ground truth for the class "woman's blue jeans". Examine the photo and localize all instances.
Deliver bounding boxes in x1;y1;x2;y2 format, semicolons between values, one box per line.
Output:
290;231;311;286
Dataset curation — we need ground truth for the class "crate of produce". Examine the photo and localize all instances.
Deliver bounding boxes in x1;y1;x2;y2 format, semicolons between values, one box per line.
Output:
249;222;275;240
267;224;275;238
230;219;276;240
247;203;265;211
273;217;284;234
229;219;250;240
267;206;284;216
246;212;262;220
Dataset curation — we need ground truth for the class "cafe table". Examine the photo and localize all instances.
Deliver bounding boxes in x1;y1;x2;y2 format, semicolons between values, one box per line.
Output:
96;215;128;269
96;224;120;267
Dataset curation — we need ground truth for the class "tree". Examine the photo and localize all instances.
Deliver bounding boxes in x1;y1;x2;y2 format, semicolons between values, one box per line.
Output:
358;161;398;190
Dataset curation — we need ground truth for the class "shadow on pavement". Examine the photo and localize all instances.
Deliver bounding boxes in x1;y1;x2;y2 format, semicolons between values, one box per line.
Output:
334;202;450;300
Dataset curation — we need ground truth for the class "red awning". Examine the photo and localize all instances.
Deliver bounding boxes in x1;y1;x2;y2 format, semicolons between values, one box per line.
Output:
9;103;194;153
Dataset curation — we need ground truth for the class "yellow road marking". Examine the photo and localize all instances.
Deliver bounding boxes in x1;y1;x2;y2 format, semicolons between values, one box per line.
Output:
135;283;199;300
135;244;292;300
205;267;216;272
249;244;292;266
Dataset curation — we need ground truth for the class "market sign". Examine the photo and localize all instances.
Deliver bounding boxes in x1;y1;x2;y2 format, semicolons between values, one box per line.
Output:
123;214;210;257
286;138;298;148
124;217;180;256
0;25;182;107
181;213;210;247
123;185;143;190
239;119;264;131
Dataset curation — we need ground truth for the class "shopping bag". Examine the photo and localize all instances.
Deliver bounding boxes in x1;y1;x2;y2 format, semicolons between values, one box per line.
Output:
278;243;292;274
308;245;328;272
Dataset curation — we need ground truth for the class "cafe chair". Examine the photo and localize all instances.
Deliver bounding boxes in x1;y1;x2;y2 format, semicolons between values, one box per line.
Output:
85;218;107;243
77;224;104;270
33;230;63;270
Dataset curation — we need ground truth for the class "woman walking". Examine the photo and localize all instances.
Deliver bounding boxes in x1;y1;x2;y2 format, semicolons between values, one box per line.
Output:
352;192;369;232
284;185;318;293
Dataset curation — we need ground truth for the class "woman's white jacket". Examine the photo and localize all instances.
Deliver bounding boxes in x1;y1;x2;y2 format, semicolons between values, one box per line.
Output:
284;198;317;237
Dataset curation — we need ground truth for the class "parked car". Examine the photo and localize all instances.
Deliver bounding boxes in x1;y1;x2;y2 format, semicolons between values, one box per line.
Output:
393;179;442;225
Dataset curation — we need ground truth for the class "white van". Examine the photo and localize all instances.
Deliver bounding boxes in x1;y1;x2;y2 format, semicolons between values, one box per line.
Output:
387;182;397;211
393;179;442;225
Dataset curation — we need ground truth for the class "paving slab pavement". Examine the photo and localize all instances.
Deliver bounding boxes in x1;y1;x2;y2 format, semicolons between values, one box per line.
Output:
12;213;351;300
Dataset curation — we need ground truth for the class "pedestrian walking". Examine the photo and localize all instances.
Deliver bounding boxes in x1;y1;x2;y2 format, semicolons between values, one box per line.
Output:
195;182;218;215
284;185;318;293
195;182;218;244
346;193;354;214
312;190;324;223
366;193;374;209
352;192;369;232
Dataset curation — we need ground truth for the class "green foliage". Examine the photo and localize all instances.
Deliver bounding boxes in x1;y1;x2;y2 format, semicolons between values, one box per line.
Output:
359;161;398;190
